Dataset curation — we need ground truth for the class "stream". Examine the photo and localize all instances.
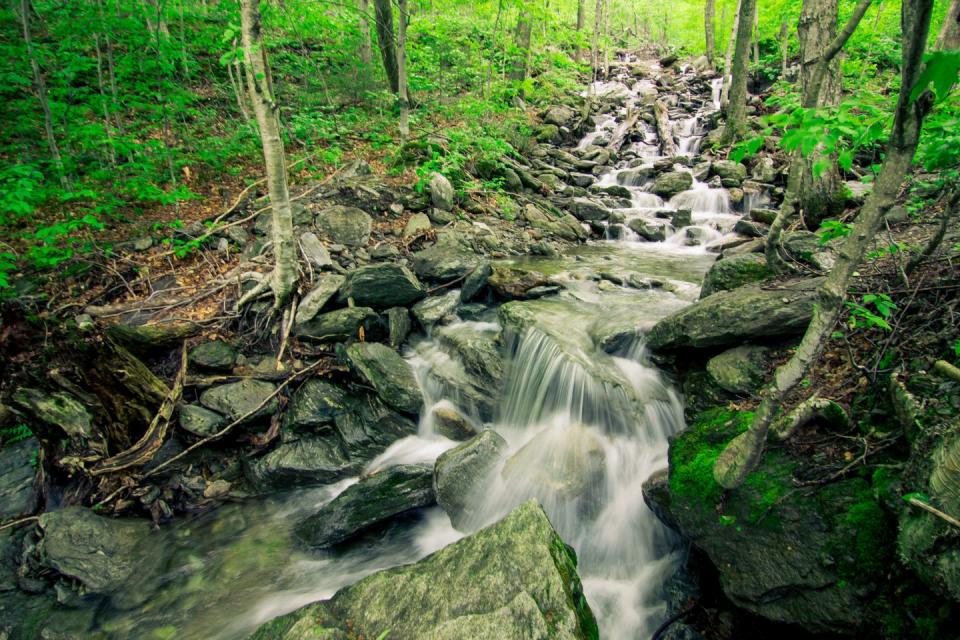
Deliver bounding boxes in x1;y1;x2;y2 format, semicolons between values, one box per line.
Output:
92;59;759;639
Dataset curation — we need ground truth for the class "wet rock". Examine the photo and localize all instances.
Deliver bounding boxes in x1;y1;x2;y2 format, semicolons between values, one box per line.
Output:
339;263;426;308
699;254;773;298
749;208;778;225
294;306;379;343
429;172;455;211
386;307;412;348
0;437;37;520
412;234;481;280
435;324;504;390
299;232;334;269
711;160;747;185
430;404;478;441
568;197;609;222
315;205;372;247
403;212;432;238
706;345;771;394
188;339;237;371
11;388;93;440
733;218;770;238
294;464;435;548
247;435;354;490
346;342;422;415
751;156;777;183
200;379;278;423
616;167;654;186
284;379;349;433
434;430;509;529
569;172;595;187
692;161;711;181
178;404;226;437
488;264;551;299
671;208;693;228
250;500;598;640
294;274;346;326
628;218;671;242
412;289;461;327
460;262;493;302
647;278;822;351
523;204;587;241
542;104;577;127
334;394;418;461
651;171;693;198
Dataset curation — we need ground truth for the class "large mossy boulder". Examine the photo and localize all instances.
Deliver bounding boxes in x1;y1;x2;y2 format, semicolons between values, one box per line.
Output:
434;430;509;530
11;388;94;440
346;342;422;415
646;278;822;352
643;407;894;635
699;254;773;298
705;345;771;395
250;500;599;640
339;263;426;308
315;205;372;247
651;171;693;198
294;464;435;548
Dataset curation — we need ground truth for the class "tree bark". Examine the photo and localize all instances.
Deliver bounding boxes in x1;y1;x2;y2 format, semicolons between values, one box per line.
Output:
509;9;533;87
705;0;716;66
358;0;373;66
720;0;742;107
780;20;789;77
654;98;679;157
721;0;756;143
591;0;602;78
752;0;760;65
397;0;409;140
372;0;399;94
575;0;586;62
715;0;936;489
239;0;297;309
936;0;960;50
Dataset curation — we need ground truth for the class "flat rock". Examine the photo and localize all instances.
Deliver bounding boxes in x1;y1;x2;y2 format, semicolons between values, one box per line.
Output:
299;232;334;269
294;274;345;326
412;289;461;327
294;306;379;342
315;205;372;247
339;263;426;308
346;342;423;415
200;379;278;423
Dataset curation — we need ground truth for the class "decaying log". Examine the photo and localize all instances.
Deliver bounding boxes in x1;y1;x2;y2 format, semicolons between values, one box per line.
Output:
606;106;641;154
653;98;678;157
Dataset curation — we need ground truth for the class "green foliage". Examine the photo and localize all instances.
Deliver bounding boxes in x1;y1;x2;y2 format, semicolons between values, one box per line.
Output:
818;219;852;245
845;293;897;332
0;423;33;446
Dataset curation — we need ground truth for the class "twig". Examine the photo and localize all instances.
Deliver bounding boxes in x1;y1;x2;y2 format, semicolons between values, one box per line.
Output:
0;516;40;532
907;497;960;529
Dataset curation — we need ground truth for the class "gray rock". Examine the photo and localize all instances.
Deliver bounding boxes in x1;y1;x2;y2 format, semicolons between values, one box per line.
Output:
734;218;770;238
429;172;455;211
568;197;609;222
0;438;37;520
523;204;587;241
651;171;693;198
461;262;493;302
247;435;354;490
750;208;779;225
434;430;509;530
284;379;348;433
427;207;456;224
370;243;400;260
294;274;346;326
430;405;478;440
178;404;226;437
386;307;412;348
706;345;772;394
250;500;598;640
315;205;372;247
188;340;237;371
488;264;551;300
412;289;461;327
294;306;379;342
711;159;747;184
200;379;278;423
294;464;435;548
782;231;837;271
346;342;423;415
403;213;432;238
671;208;693;228
628;218;671;242
299;232;334;269
751;156;777;183
339;263;426;308
11;388;93;440
568;172;595;187
542;104;577;127
412;234;481;280
700;253;773;298
647;278;822;351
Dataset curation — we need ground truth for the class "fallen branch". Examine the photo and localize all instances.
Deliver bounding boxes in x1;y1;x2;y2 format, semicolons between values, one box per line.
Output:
907;496;960;529
0;516;40;533
933;360;960;384
653;98;678;157
607;105;642;154
771;396;849;441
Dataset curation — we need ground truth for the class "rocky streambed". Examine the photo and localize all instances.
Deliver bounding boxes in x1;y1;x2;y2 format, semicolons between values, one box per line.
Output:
0;52;882;640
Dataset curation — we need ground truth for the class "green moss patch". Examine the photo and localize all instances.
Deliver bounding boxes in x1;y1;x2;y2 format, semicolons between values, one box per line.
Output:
669;408;754;507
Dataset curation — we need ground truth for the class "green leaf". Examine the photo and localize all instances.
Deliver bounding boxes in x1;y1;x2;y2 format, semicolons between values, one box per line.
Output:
910;51;960;104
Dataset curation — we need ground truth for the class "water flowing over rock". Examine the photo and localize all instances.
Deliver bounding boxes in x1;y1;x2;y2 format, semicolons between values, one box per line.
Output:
251;500;599;640
434;430;509;530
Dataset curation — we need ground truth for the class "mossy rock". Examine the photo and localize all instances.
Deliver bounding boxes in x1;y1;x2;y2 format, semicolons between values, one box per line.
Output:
699;254;773;299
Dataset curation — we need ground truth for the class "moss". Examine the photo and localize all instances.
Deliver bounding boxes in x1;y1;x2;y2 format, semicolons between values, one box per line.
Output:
742;450;794;524
820;479;894;582
669;407;754;507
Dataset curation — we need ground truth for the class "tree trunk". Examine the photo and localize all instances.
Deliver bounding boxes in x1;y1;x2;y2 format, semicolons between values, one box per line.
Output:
358;0;373;66
654;99;679;157
602;0;610;78
93;32;116;166
591;0;602;78
575;0;585;62
239;0;296;309
19;0;68;189
705;0;716;66
752;0;760;65
509;9;533;87
936;0;960;50
720;0;742;107
721;0;755;143
715;0;936;489
372;0;399;94
780;20;789;77
397;0;409;140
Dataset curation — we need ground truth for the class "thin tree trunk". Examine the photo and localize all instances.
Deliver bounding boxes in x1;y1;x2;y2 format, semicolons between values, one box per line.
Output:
715;0;936;489
720;0;742;107
936;0;960;50
721;0;755;143
397;0;409;140
575;0;585;62
19;0;68;189
239;0;296;309
227;40;252;123
602;0;610;77
591;0;602;78
509;9;533;87
93;32;116;166
780;21;789;76
752;0;760;65
705;0;716;67
372;0;399;94
358;0;373;66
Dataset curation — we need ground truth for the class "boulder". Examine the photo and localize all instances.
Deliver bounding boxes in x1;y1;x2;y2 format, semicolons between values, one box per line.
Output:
294;274;346;326
647;278;822;351
0;437;37;520
523;204;587;241
412;289;461;327
435;324;504;390
568;197;609;222
430;404;478;440
434;430;509;530
706;345;771;394
749;208;778;225
294;306;379;342
413;234;482;281
616;167;654;186
188;340;237;371
250;500;598;640
488;265;551;299
734;219;770;238
782;231;837;271
339;263;426;308
11;388;93;440
246;435;354;491
751;156;777;183
699;253;773;298
671;208;693;228
403;212;432;238
284;379;349;433
651;171;693;198
178;404;226;437
333;394;418;460
294;464;435;548
315;205;372;247
200;379;278;423
710;160;747;185
386;306;412;348
628;218;671;242
460;262;493;302
429;172;455;211
346;342;423;415
299;231;334;269
542;104;577;127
